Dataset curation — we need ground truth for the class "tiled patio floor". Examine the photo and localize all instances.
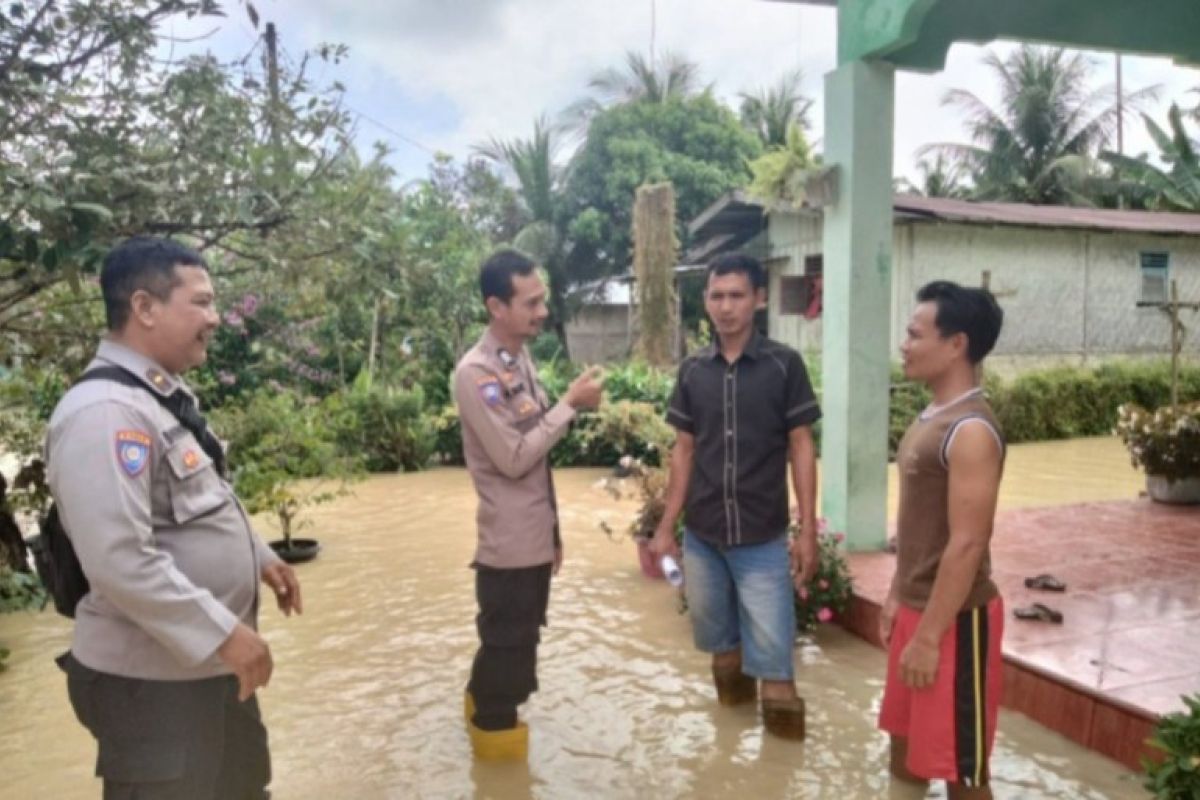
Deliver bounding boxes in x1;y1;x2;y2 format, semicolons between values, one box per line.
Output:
842;497;1200;770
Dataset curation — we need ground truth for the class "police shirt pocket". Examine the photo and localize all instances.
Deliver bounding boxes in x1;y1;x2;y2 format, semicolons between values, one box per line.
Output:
165;438;225;524
511;401;542;433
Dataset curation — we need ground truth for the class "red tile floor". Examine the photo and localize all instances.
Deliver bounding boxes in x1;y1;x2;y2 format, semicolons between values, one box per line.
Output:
841;498;1200;770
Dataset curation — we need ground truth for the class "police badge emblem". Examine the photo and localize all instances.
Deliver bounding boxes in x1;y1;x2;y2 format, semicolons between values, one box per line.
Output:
477;375;503;407
115;430;152;477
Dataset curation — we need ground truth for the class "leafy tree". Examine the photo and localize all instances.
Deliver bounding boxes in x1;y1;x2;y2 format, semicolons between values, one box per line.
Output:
563;93;760;284
0;0;353;336
897;153;969;199
925;45;1158;205
476;117;574;353
745;123;819;208
1103;104;1200;212
565;50;704;131
739;69;813;149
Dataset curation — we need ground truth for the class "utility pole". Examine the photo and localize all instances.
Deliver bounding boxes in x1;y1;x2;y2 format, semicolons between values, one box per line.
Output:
265;22;284;173
649;0;657;65
1115;53;1126;209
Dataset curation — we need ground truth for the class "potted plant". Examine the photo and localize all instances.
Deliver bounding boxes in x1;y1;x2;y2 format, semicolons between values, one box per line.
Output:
790;519;854;634
1116;402;1200;504
215;389;361;564
1143;693;1200;799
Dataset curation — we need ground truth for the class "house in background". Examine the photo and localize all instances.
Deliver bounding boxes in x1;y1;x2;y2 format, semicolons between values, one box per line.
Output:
566;192;1200;372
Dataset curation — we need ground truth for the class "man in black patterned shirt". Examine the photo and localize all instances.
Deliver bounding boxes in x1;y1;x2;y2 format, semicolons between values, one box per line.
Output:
650;252;821;741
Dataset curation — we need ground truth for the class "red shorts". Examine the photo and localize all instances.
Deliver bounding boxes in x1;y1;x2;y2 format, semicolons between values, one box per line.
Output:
878;596;1004;787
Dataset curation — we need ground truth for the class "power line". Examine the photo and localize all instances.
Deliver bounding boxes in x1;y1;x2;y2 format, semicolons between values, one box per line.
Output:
348;107;439;155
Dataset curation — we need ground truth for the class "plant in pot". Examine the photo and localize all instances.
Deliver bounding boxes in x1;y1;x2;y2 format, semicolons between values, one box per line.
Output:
1143;693;1200;799
592;401;677;576
1116;402;1200;504
215;389;362;564
790;518;854;635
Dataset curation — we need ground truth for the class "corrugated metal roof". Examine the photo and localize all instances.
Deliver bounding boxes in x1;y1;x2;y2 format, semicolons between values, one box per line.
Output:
690;191;1200;238
894;195;1200;236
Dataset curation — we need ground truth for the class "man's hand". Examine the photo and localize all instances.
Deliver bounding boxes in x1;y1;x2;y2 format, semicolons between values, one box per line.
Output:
563;366;604;411
262;560;303;616
900;635;940;690
789;532;817;590
218;623;274;701
553;543;564;576
879;593;899;647
648;523;680;560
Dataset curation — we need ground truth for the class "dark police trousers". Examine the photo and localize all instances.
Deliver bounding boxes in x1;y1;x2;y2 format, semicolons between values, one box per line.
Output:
468;563;552;731
59;652;271;800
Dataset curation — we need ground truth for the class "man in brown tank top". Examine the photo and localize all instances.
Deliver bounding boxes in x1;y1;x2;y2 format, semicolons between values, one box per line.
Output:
878;281;1006;800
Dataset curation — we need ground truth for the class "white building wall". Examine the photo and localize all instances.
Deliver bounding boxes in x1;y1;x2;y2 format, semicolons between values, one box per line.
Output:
766;211;824;355
764;211;1200;371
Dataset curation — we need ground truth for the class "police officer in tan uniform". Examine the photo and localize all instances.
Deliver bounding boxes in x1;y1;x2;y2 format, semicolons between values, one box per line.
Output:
47;237;302;799
454;249;603;761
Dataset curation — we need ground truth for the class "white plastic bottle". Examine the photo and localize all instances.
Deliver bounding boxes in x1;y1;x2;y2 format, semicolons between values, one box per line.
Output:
660;554;683;587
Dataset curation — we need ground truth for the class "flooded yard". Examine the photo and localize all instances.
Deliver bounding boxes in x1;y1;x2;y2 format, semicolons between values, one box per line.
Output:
0;438;1148;798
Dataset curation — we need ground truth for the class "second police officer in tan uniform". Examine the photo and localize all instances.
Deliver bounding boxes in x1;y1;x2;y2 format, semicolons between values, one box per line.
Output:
47;237;302;799
454;249;603;761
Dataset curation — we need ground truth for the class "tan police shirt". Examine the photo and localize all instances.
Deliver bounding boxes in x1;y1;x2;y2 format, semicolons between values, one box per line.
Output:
453;328;575;569
894;389;1004;611
46;339;279;680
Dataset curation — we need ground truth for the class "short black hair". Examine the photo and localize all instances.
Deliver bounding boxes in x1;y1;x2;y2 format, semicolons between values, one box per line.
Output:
479;248;537;305
916;280;1004;364
101;237;208;331
707;252;766;290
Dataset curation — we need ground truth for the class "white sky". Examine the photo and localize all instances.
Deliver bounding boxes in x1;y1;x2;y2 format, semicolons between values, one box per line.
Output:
170;0;1200;185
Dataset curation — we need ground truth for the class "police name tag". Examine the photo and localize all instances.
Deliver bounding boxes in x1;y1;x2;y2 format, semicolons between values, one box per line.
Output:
115;430;152;477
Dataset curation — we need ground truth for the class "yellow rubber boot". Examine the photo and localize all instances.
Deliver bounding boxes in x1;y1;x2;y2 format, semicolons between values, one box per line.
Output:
464;691;476;723
468;721;529;762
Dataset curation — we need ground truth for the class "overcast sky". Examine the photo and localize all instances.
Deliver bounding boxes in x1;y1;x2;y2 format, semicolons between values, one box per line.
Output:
172;0;1200;186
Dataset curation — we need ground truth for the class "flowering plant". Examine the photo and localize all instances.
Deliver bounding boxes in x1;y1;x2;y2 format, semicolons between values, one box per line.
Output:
792;519;854;634
1115;402;1200;483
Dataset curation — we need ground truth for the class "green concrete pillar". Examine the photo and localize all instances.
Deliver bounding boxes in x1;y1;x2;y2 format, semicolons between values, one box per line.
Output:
820;59;895;551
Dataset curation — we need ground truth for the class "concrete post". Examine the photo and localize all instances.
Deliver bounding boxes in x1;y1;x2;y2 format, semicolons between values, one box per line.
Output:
819;59;895;551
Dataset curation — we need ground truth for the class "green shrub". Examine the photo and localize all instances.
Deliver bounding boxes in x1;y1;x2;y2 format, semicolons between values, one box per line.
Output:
1143;693;1200;799
213;389;361;544
990;361;1200;445
0;565;44;613
324;374;437;472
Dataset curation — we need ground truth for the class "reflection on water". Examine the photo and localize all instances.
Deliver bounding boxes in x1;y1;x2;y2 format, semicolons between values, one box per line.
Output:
1;452;1145;798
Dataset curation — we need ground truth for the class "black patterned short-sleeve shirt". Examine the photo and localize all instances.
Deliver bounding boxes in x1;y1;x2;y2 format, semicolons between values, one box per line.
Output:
666;331;821;548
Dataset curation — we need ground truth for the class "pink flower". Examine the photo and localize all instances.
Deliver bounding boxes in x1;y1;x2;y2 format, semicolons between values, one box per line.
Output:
817;607;834;623
241;294;259;316
217;371;237;386
834;532;845;543
223;310;244;328
798;586;809;601
819;579;829;590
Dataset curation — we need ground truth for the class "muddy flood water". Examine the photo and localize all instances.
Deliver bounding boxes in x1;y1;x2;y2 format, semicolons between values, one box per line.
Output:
1;438;1148;799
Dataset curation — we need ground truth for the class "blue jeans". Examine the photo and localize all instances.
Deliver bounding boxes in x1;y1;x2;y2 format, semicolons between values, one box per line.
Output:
683;530;796;681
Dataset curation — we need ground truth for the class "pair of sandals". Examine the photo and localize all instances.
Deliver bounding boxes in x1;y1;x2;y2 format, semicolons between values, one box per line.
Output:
1013;574;1066;624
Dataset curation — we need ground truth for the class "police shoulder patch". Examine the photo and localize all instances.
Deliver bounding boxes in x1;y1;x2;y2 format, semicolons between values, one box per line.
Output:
476;375;503;407
115;430;152;477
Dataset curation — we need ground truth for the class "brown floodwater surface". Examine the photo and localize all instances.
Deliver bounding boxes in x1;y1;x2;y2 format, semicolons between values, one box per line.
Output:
0;439;1147;798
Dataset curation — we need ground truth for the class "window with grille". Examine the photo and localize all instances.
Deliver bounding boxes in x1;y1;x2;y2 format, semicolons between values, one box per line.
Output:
1140;251;1169;304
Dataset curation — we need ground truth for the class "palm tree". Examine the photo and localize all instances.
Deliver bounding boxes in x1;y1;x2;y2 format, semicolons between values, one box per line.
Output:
1103;104;1200;212
897;153;969;199
924;45;1159;205
563;50;704;133
739;69;813;149
475;116;574;355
